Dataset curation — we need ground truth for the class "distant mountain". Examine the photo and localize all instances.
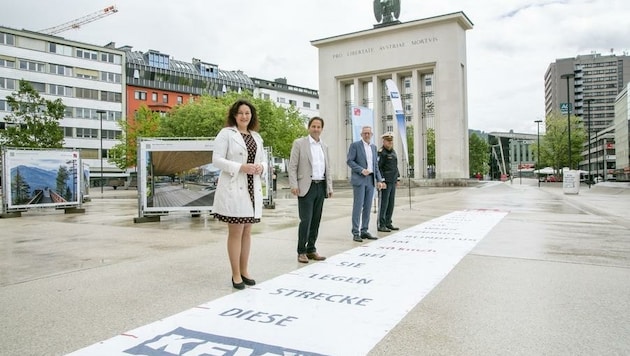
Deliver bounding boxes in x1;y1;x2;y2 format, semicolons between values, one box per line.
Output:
10;165;59;194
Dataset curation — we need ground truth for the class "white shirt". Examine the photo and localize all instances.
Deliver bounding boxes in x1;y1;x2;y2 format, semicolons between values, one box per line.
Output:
363;140;373;173
309;135;325;180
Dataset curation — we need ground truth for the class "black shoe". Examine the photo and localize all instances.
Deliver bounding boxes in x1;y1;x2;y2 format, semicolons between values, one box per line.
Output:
387;225;400;230
232;278;245;290
377;226;391;232
353;234;363;242
241;275;256;286
361;232;377;240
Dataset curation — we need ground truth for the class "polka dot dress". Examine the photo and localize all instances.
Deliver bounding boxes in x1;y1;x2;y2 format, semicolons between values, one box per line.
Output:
216;132;260;224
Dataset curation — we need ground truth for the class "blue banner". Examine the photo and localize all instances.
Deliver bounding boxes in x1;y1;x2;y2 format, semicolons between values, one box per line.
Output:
385;79;409;163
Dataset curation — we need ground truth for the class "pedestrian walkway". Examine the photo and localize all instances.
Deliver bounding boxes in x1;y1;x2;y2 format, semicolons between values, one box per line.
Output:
1;179;629;355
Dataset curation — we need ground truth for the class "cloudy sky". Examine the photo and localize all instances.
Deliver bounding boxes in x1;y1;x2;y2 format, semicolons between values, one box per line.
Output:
1;0;628;134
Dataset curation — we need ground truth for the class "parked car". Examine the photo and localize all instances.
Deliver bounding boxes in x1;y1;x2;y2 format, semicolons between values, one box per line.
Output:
545;175;557;182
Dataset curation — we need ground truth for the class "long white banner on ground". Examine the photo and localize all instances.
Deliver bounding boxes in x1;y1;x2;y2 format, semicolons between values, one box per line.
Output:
68;209;507;356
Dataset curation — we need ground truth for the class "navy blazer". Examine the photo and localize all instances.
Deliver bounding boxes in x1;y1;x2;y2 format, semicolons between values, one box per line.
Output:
346;139;383;186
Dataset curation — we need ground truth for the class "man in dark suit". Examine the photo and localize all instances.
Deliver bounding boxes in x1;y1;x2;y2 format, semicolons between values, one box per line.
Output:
288;117;333;263
377;132;400;232
346;126;386;242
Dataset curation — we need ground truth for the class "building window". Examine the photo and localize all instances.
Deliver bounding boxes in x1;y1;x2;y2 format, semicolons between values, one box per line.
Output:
28;81;46;93
0;100;6;111
76;48;98;60
0;58;15;68
49;64;73;76
100;72;121;83
19;60;46;72
162;94;168;103
303;101;311;108
134;91;147;100
0;77;16;90
277;97;286;104
177;96;183;104
100;52;122;65
101;91;122;103
75;88;99;100
49;43;73;56
48;84;73;96
76;128;98;138
64;127;73;137
289;99;297;106
0;32;15;45
152;92;158;102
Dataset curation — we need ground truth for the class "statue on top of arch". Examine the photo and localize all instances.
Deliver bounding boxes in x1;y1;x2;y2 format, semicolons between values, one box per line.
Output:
373;0;401;26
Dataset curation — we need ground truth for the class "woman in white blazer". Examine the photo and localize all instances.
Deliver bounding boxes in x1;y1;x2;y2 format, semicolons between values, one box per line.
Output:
213;99;265;290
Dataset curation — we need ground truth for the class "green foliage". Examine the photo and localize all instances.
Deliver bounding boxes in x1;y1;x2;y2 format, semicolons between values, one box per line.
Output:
158;95;228;137
253;97;307;159
109;106;162;169
11;167;31;204
538;112;586;170
0;80;65;148
426;128;435;165
56;165;69;194
406;126;415;167
469;132;489;176
110;91;308;169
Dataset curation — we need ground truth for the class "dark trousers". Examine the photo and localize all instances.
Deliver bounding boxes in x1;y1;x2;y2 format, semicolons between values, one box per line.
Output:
297;181;326;254
378;182;396;228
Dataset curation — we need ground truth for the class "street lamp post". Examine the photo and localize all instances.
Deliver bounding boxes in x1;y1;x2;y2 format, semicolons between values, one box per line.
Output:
585;98;594;188
534;120;542;187
97;110;106;194
561;73;574;170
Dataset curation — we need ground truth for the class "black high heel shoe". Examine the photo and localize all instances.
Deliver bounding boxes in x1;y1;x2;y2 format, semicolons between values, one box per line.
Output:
241;275;256;286
232;278;245;290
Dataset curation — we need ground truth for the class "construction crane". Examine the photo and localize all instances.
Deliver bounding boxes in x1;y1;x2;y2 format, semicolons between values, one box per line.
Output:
40;5;118;35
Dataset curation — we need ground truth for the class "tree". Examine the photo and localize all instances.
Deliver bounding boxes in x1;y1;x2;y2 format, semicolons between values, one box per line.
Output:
469;133;489;176
426;128;435;166
109;106;162;170
110;91;308;170
253;96;307;159
160;91;307;158
158;95;226;138
538;112;586;172
56;165;69;197
11;167;31;205
0;80;65;148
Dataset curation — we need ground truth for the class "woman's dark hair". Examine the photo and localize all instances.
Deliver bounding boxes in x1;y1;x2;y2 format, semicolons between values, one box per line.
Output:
308;116;324;128
225;99;259;131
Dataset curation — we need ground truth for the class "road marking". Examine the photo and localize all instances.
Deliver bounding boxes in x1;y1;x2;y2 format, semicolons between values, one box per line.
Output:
68;209;507;356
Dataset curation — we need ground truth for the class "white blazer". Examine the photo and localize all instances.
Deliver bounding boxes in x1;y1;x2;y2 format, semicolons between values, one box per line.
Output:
212;126;265;219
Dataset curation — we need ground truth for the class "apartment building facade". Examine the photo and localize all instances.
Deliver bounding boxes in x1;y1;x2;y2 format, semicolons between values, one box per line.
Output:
0;26;126;185
121;46;255;120
544;52;630;132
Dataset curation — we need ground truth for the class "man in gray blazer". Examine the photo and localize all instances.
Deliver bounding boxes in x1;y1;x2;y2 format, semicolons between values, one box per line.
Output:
288;117;333;263
346;126;386;242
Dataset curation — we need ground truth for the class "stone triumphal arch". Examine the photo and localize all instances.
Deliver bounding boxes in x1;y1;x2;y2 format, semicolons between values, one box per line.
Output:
311;11;473;182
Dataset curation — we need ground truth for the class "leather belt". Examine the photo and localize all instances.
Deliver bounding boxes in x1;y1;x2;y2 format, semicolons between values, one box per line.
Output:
311;180;325;184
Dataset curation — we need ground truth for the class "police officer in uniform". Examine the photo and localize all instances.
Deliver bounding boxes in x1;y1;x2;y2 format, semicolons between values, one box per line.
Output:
377;132;400;232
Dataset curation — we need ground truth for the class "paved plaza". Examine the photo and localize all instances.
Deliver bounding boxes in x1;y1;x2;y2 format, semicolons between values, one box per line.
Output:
1;178;630;355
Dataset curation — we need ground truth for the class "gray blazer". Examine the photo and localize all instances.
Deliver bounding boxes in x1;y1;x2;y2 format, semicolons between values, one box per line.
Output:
288;136;333;197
